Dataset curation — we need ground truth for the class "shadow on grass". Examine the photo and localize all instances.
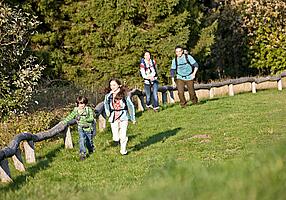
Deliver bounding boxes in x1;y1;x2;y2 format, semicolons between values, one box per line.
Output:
130;127;182;152
196;98;220;105
128;134;138;142
135;111;143;118
159;98;220;110
101;134;138;151
0;145;63;192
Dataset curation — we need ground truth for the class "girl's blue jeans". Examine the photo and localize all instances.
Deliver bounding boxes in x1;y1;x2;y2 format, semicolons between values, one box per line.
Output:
144;81;159;109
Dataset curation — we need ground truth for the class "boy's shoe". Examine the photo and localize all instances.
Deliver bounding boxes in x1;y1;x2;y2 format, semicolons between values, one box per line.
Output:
88;148;94;154
79;153;86;161
87;149;94;158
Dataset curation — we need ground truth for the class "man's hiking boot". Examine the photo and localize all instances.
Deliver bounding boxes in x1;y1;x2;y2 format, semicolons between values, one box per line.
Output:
181;102;187;108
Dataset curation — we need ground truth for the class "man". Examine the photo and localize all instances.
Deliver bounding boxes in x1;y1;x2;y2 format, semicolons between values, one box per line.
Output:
170;46;199;108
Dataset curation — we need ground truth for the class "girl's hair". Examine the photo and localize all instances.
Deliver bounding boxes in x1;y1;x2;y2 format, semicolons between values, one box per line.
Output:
175;45;184;50
105;78;128;100
76;96;88;106
142;50;152;58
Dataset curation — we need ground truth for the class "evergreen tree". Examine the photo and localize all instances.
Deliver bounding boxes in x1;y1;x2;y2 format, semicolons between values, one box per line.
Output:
22;0;201;86
193;0;286;79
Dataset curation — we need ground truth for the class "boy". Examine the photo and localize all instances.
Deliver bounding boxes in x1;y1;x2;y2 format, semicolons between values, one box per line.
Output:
63;96;95;160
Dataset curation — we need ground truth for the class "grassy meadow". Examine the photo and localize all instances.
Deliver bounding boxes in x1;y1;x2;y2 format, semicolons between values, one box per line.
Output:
1;89;286;200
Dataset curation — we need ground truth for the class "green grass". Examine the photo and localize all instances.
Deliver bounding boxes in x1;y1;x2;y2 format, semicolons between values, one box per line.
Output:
1;89;286;200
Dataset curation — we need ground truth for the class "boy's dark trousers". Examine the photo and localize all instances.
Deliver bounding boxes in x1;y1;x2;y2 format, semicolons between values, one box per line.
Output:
176;79;198;107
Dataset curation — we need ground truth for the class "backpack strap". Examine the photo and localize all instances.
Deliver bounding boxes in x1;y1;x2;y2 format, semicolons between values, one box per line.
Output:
175;57;178;74
175;54;194;78
150;59;159;78
108;95;128;123
185;54;194;69
75;106;88;116
141;59;159;83
108;95;128;112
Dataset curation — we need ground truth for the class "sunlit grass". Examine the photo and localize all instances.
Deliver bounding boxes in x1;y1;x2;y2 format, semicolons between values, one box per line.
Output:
1;89;286;200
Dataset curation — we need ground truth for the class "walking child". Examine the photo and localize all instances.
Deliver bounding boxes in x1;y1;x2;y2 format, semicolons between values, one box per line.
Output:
63;96;95;160
104;79;136;155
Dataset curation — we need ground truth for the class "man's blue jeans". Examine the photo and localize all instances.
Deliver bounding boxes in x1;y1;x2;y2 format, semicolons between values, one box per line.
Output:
144;81;159;109
78;127;94;154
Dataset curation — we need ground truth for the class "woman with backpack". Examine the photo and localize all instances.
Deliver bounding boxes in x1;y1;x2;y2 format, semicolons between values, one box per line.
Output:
104;79;136;155
139;51;160;112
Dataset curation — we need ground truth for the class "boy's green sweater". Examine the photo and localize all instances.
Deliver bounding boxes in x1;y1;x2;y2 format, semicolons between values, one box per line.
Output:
63;106;94;132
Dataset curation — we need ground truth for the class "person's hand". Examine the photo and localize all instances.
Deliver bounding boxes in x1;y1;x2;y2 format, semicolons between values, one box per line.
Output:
75;115;81;122
171;77;176;88
147;75;153;80
172;81;176;88
132;120;136;125
190;73;196;80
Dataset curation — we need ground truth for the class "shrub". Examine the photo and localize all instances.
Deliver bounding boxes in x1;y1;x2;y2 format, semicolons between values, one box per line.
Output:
0;2;45;119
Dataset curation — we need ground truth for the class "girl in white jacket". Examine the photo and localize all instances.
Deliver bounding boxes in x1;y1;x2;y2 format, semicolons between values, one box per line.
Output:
104;79;136;155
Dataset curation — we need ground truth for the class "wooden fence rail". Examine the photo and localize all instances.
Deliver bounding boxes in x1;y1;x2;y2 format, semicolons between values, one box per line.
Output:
1;72;286;183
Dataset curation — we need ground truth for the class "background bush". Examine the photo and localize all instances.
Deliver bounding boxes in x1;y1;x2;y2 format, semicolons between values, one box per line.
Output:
0;1;45;119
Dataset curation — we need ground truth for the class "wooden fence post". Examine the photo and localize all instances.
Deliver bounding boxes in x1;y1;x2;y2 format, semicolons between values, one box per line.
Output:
12;148;25;172
228;84;234;96
209;88;214;99
23;141;36;164
64;127;73;149
278;79;282;91
251;82;256;93
0;159;13;183
168;90;175;103
136;95;144;111
98;114;106;132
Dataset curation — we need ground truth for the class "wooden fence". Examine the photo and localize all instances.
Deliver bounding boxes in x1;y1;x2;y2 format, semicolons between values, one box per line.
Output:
1;72;286;183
